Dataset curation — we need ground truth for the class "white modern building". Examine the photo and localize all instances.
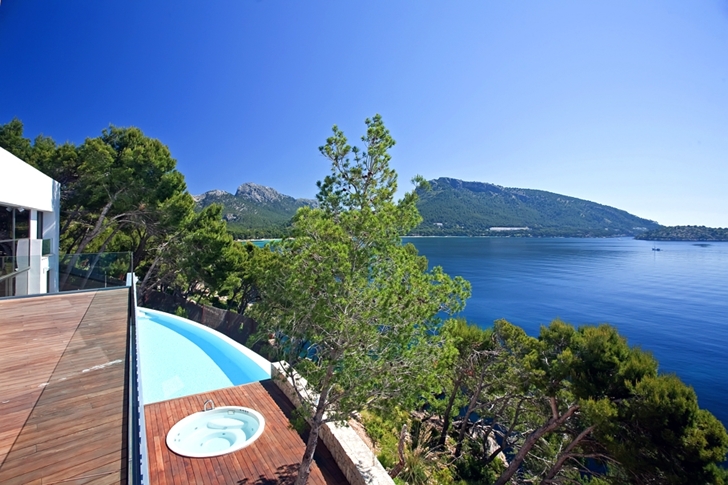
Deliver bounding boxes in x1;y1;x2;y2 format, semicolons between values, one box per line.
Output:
0;147;60;297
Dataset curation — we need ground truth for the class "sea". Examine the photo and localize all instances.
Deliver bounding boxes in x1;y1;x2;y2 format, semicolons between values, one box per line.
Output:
404;236;728;429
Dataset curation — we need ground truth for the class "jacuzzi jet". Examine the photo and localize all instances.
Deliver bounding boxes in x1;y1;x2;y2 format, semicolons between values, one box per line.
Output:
166;406;265;458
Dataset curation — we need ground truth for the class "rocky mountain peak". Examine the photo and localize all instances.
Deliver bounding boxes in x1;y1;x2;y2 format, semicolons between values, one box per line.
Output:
192;189;230;202
235;182;289;203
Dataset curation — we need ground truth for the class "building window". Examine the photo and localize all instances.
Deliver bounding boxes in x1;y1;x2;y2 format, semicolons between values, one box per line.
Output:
0;206;11;241
1;205;15;278
15;208;29;239
37;211;44;239
0;204;31;281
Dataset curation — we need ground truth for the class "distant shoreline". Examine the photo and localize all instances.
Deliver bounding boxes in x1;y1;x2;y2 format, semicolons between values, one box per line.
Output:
240;235;728;243
635;225;728;242
404;234;633;239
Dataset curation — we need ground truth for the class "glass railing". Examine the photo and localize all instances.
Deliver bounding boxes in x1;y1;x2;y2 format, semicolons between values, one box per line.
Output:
58;252;133;292
0;249;133;297
1;255;16;278
0;238;30;279
0;257;30;277
0;272;18;297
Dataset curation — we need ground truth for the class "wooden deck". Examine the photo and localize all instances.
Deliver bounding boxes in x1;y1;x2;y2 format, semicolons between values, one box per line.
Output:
145;381;349;485
0;289;130;485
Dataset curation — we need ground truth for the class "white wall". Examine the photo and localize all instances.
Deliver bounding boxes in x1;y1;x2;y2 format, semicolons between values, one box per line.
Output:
0;147;57;212
0;147;61;294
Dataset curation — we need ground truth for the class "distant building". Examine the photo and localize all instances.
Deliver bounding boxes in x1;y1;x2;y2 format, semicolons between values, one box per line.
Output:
489;227;530;232
0;147;61;297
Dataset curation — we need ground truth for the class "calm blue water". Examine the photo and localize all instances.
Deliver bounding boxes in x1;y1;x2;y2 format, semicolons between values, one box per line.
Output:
137;308;270;404
405;237;728;428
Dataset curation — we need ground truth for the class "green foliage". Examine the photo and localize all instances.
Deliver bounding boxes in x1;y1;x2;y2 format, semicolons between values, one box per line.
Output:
0;119;259;310
453;446;502;485
62;125;187;254
138;202;262;311
635;225;728;241
249;115;470;485
528;320;658;401
490;319;726;484
363;409;459;485
397;423;445;485
360;409;409;469
0;118;33;161
414;318;728;485
288;408;309;434
178;205;237;295
606;374;728;484
252;114;470;420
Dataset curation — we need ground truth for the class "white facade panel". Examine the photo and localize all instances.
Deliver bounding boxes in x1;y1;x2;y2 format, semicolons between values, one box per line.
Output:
0;147;60;296
0;147;57;212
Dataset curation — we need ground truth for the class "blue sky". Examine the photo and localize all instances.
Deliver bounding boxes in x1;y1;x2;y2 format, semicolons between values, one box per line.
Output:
1;0;727;226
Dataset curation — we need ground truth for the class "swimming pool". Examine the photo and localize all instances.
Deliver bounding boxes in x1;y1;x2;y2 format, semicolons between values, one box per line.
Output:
136;308;271;404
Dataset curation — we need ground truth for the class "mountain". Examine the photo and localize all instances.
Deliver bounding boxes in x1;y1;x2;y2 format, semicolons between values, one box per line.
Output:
412;178;661;237
194;183;317;238
196;178;662;238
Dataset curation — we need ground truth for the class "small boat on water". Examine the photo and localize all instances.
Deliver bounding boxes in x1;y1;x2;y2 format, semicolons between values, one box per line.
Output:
652;245;661;251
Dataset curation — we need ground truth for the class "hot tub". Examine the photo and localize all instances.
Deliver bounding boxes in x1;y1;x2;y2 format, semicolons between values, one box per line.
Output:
166;406;265;458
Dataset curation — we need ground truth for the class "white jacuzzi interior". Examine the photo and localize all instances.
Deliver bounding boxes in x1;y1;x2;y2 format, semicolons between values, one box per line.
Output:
166;406;265;458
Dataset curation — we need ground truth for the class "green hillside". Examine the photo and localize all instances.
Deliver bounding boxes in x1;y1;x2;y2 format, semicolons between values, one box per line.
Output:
194;184;315;238
413;178;661;237
196;178;662;238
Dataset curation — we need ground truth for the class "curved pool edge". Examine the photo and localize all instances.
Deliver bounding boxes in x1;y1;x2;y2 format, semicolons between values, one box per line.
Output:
138;307;272;379
136;307;272;404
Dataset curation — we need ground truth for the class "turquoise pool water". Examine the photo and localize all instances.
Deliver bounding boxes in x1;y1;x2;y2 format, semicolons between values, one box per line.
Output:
136;308;271;404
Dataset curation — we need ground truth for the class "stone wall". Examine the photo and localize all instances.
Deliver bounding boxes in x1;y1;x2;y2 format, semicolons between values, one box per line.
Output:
271;362;394;485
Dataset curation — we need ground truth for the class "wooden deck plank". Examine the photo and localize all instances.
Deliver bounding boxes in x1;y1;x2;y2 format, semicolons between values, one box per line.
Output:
0;289;130;484
144;381;349;485
0;292;96;462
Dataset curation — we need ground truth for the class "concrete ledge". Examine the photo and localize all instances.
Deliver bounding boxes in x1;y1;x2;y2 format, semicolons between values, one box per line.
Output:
272;362;395;485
